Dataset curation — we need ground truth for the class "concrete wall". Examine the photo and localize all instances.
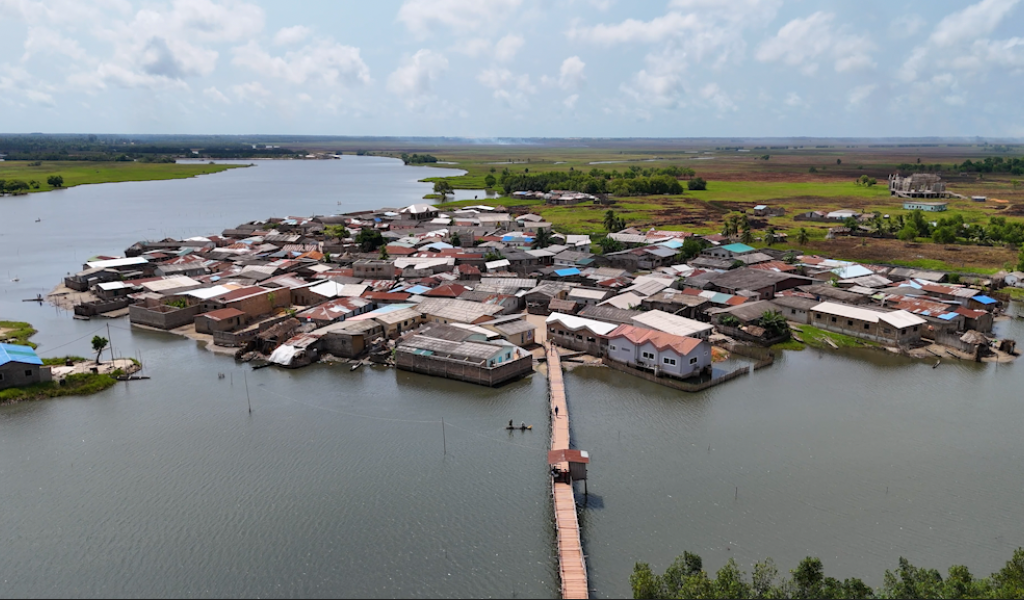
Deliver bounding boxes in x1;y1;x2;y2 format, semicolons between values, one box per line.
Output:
129;304;201;330
809;311;922;346
606;338;711;379
546;325;607;356
74;298;131;317
396;352;533;386
0;363;49;391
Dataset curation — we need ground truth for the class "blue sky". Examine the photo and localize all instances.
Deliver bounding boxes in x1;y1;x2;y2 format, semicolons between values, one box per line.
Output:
1;0;1022;137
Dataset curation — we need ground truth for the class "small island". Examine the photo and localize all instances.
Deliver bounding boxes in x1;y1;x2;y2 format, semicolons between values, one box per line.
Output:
0;321;141;405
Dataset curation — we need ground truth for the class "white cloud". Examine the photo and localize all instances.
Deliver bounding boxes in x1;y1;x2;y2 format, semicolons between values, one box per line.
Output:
477;67;533;109
232;80;272;106
930;0;1019;48
558;56;586;90
203;86;231;104
273;25;313;46
232;39;370;87
563;93;579;109
24;89;55;107
847;84;877;106
388;49;449;97
756;12;876;75
699;83;735;112
454;38;491;58
889;14;926;39
22;27;88;62
397;0;522;39
783;92;806;108
494;34;524;62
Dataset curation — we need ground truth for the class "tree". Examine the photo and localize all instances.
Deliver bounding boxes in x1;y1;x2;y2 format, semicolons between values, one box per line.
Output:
484;174;496;188
741;227;753;245
687;177;707;191
324;225;348;239
836;158;842;165
675;237;706;262
483;250;504;262
433;180;453;200
797;228;810;246
598;236;624;254
603;210;619;232
451;231;461;247
764;227;777;246
759;310;790;338
898;226;918;242
46;175;64;188
355;228;385;252
783;250;799;264
932;225;957;244
843;216;860;231
533;227;553;249
378;245;390;260
91;336;108;365
1012;179;1022;190
1018;247;1024;272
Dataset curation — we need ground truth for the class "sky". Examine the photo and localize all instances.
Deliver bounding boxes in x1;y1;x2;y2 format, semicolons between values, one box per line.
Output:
1;0;1023;138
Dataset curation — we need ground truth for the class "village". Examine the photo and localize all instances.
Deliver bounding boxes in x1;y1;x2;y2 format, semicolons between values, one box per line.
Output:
36;192;1021;394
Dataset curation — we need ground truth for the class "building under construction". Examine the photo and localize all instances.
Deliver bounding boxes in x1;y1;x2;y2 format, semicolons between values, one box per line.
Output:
889;173;948;198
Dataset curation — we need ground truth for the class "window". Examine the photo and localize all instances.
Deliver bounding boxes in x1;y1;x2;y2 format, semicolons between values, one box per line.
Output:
815;313;822;318
847;320;853;326
831;316;837;323
913;326;919;332
791;309;797;315
864;323;870;330
587;337;596;343
884;328;892;334
609;345;617;351
663;357;676;366
642;351;655;360
25;370;32;377
576;334;583;340
690;357;698;365
0;373;4;381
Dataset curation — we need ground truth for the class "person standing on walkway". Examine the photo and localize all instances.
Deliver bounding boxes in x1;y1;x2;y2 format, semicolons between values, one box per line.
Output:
554;406;559;417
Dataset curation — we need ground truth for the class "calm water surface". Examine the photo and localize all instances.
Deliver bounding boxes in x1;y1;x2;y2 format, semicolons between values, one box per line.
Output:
1;157;1022;597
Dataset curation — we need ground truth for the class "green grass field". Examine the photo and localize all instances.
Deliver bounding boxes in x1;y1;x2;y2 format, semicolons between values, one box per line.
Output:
0;320;39;348
0;161;246;193
0;372;118;405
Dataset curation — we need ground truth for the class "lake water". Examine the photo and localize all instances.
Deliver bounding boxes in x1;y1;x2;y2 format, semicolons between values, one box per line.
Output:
1;157;1023;598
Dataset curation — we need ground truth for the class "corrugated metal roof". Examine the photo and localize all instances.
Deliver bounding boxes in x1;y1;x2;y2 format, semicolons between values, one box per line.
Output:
545;312;619;336
631;310;714;338
0;343;42;367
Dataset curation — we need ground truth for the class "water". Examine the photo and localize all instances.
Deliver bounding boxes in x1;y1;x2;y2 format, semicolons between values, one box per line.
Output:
2;156;1023;597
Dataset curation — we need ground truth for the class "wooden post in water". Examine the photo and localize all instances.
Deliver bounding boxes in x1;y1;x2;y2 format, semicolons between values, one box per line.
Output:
442;418;447;455
244;370;252;414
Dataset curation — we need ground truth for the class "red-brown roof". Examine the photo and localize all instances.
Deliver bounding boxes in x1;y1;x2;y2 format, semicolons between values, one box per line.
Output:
607;324;704;355
954;306;986;319
548;449;589;465
425;283;468;298
725;296;748;306
212;286;269;302
385;245;418;256
363;291;411;301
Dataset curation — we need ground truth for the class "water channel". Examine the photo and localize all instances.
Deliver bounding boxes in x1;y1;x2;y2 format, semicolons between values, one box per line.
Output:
1;156;1022;598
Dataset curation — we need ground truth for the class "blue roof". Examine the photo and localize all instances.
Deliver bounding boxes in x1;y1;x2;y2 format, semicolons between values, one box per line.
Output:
974;295;997;305
658;239;684;250
938;313;959;321
722;243;755;253
404;285;432;295
555;268;581;277
0;343;42;367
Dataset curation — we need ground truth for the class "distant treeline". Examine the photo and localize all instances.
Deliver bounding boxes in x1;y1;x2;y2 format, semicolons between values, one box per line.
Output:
631;549;1024;599
401;153;439;164
499;165;697;196
0;134;301;161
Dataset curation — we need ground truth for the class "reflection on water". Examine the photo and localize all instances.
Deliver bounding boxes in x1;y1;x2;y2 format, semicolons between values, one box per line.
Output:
1;158;1022;597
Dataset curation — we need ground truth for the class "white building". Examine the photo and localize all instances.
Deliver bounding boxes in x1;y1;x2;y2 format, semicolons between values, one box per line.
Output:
606;324;712;379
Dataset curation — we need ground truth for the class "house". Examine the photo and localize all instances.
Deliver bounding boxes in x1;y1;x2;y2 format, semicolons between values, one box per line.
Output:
295;297;374;327
365;306;425;339
701;243;755;259
631;310;713;340
753;205;785;217
546;312;619;356
416;297;504;325
523;282;575;314
687;268;811;300
1004;271;1024;288
399;204;439;221
553;250;594;268
395;336;533;386
903;201;948;212
567;287;614;307
605;325;712;380
194;308;247;334
481;316;538;347
640;289;709;319
353;260;395;280
577;305;643;326
0;343;49;391
202;286;291;319
809;302;926;345
317;319;384;358
770;295;818;324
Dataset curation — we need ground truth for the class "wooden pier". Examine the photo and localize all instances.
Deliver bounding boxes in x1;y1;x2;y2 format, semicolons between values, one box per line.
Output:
546;344;589;599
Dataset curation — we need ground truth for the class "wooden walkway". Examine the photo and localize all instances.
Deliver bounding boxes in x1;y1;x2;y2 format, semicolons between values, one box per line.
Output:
547;344;589;599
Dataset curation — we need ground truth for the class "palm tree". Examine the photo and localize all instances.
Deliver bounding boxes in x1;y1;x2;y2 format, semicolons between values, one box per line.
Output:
603;210;619;232
764;227;777;246
91;336;108;365
741;227;754;245
533;227;553;249
759;310;790;338
797;228;810;246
